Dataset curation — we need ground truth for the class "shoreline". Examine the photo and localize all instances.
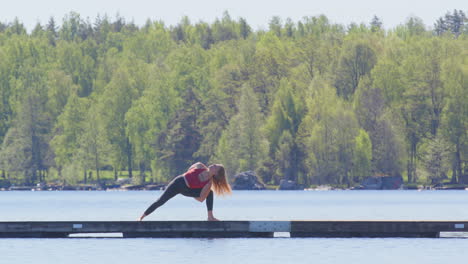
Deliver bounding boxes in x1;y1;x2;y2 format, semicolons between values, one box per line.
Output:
1;184;467;192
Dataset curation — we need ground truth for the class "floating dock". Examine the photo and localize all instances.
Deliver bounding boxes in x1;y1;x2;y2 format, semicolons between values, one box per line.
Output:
0;221;466;238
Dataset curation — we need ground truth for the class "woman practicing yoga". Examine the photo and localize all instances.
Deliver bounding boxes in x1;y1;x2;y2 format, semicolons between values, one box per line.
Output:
138;162;232;221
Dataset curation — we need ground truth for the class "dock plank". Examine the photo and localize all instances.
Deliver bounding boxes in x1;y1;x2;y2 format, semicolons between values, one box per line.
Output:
0;221;466;238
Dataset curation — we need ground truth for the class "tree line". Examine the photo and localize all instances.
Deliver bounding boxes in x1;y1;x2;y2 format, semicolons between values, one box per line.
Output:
0;10;466;187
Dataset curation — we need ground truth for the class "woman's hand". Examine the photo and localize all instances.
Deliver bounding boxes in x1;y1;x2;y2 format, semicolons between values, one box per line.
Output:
138;214;146;221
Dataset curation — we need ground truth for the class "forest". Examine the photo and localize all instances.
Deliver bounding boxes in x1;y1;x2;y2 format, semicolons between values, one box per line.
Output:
0;10;466;187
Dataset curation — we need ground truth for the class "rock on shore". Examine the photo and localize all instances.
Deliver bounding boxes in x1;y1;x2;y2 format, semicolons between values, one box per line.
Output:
278;179;303;190
355;175;403;190
232;171;266;190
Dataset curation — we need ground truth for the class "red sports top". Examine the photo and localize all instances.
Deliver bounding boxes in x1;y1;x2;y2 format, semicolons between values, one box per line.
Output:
184;168;210;188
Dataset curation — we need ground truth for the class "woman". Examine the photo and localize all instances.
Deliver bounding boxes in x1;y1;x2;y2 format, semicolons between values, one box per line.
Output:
138;162;231;221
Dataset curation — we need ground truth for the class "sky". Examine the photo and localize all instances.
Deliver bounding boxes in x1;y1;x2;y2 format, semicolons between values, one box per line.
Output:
0;0;466;31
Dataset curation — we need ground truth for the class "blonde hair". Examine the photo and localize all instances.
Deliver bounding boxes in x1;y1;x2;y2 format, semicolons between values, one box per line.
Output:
212;165;232;195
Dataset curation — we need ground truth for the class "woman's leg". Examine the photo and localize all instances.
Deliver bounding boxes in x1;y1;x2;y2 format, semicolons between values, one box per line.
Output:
143;176;185;216
206;191;218;221
205;191;213;211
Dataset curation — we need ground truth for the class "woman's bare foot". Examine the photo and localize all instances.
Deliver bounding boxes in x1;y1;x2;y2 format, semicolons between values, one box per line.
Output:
208;216;219;221
207;210;219;221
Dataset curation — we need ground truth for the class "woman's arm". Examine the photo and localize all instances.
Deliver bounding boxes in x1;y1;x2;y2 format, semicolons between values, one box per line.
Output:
188;162;207;170
195;181;213;202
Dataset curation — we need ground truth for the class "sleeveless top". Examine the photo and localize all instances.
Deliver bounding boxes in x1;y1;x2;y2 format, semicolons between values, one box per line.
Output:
184;168;210;188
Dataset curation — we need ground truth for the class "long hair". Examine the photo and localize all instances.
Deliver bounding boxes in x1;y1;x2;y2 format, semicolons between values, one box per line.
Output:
212;165;232;195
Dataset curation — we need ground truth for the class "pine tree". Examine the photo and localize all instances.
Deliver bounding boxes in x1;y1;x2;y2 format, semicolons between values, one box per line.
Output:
214;84;268;176
370;15;383;32
264;79;304;181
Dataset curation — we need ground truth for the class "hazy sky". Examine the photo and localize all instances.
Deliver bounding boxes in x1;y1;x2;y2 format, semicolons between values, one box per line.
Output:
1;0;466;31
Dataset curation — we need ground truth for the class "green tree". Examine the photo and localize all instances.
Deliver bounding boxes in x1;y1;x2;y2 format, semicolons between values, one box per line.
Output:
434;10;466;37
263;79;304;182
298;76;361;185
441;58;467;183
159;87;202;176
354;77;403;176
398;62;431;183
46;70;77;122
0;45;13;145
124;22;174;63
50;93;88;182
157;46;209;176
396;38;454;182
274;131;294;183
214;84;268;176
0;67;49;184
392;17;427;40
351;129;373;182
59;12;91;41
76;103;111;183
6;18;27;35
212;11;238;42
126;71;179;182
269;16;282;37
422;134;451;183
99;66;139;178
335;41;377;99
192;22;214;49
46;17;58;46
238;18;251;39
251;32;289;111
370;15;383;32
57;41;96;97
419;38;452;136
296;34;337;80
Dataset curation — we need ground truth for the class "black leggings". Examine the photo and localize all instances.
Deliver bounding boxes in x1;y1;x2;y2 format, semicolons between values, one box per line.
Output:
143;175;213;216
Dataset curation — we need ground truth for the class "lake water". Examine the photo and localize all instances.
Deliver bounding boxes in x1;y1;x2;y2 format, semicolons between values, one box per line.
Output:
0;190;467;264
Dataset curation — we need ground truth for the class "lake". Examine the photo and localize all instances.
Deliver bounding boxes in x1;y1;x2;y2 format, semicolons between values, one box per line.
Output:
0;190;467;264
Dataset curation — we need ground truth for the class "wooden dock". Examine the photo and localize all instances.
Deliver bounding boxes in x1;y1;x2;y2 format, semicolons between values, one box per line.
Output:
0;221;467;238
